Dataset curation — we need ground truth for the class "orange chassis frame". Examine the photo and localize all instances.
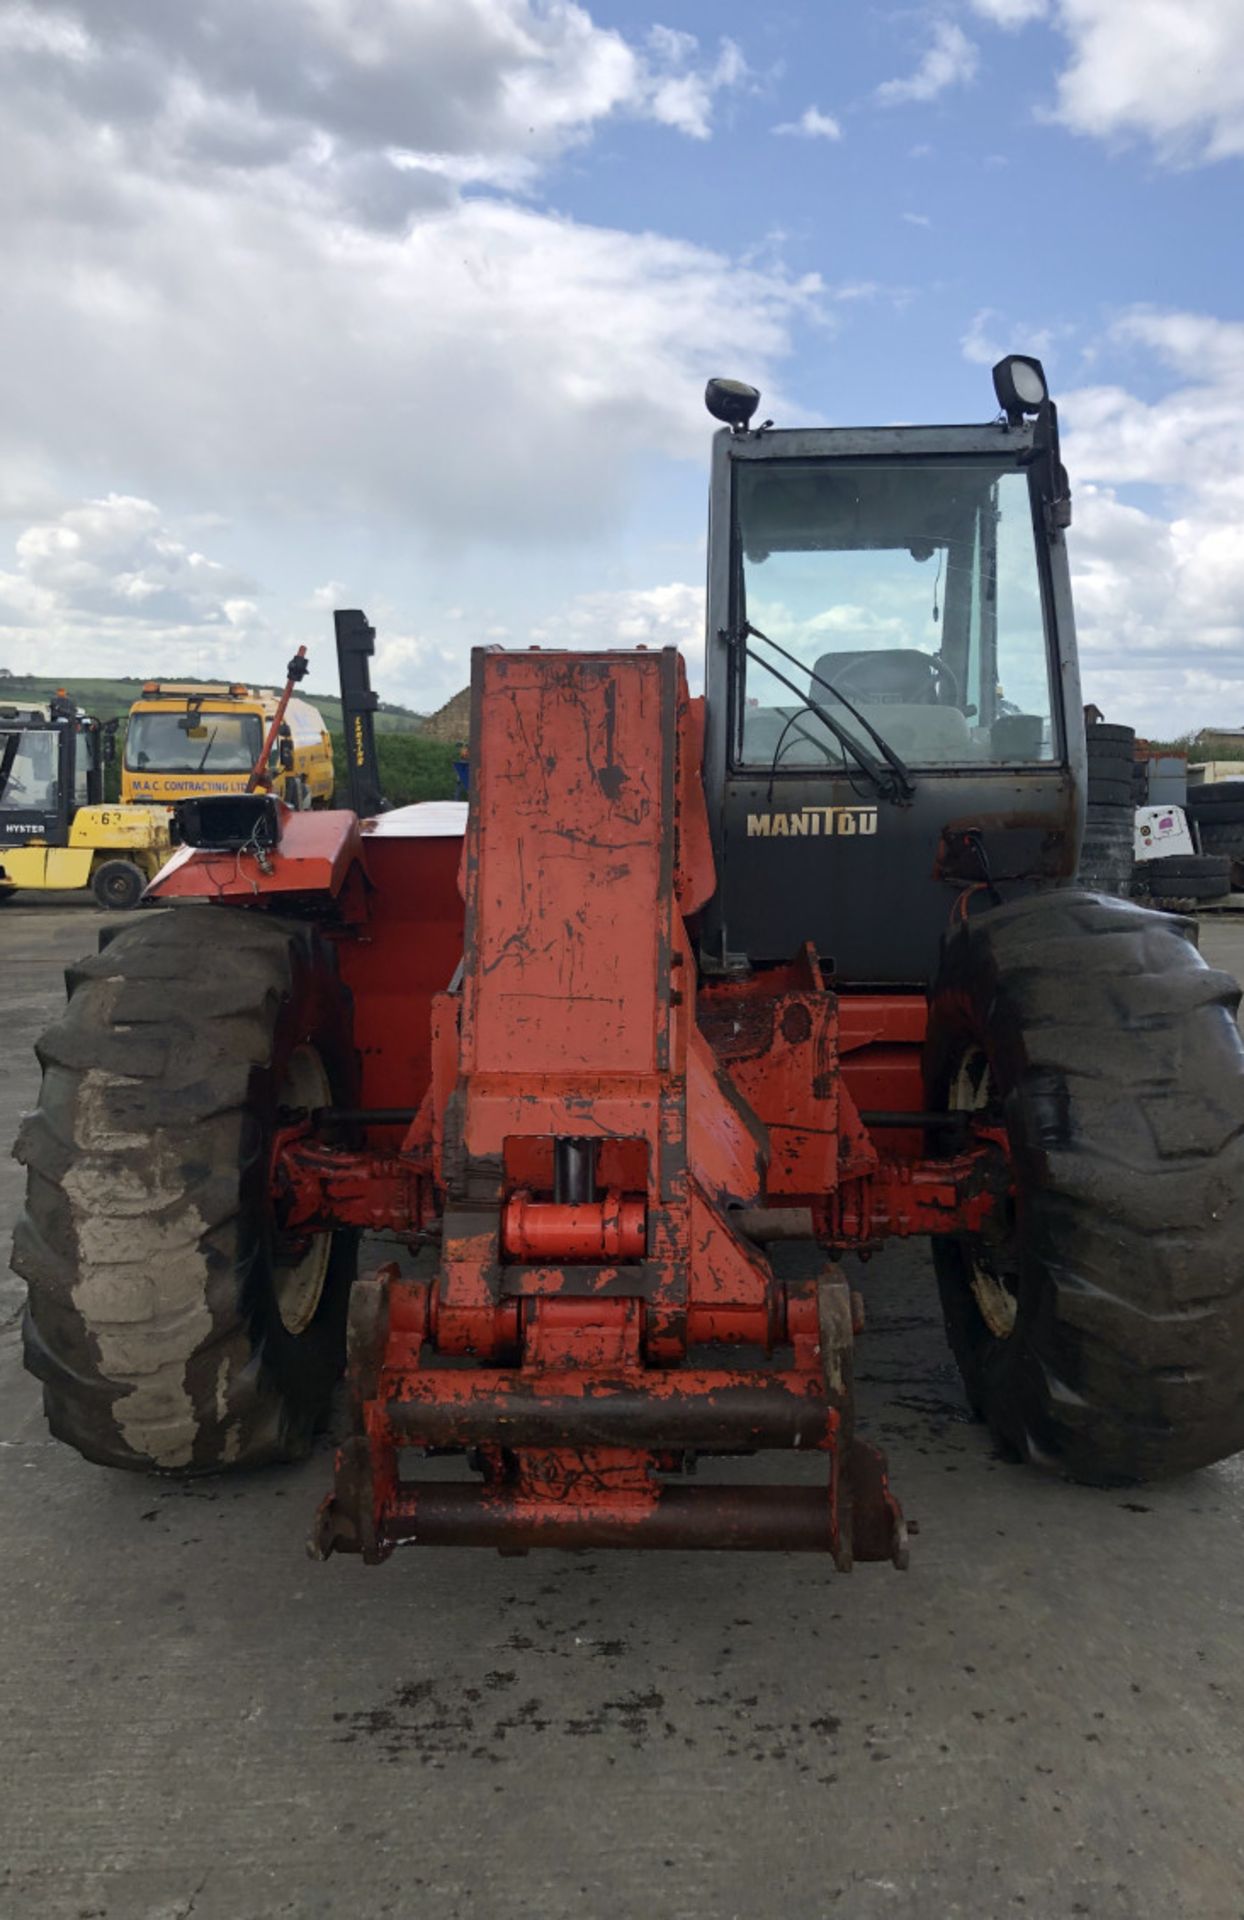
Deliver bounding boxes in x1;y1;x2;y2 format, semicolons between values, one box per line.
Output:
153;649;1010;1567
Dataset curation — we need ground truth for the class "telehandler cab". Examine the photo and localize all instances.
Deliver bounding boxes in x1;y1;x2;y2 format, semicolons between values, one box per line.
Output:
15;359;1244;1569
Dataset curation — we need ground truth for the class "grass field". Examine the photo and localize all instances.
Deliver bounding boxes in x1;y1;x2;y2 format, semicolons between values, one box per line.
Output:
331;730;462;805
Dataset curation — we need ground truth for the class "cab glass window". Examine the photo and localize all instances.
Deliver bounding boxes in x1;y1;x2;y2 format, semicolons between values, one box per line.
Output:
735;459;1056;770
126;710;263;774
0;729;59;810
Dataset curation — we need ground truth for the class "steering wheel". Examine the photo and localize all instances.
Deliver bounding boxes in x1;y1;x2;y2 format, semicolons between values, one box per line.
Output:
824;651;960;707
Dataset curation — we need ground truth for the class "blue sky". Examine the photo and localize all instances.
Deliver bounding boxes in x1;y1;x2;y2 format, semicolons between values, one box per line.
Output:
1;0;1241;731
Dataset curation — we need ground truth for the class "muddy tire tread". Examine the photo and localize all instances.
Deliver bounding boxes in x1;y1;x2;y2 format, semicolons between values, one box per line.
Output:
926;888;1244;1484
12;906;355;1474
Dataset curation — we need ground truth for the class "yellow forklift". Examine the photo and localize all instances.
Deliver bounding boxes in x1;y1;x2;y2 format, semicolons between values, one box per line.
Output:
0;694;172;909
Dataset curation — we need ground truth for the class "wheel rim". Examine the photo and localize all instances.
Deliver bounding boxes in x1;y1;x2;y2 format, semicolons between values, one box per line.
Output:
103;869;138;907
949;1046;1019;1340
273;1044;333;1337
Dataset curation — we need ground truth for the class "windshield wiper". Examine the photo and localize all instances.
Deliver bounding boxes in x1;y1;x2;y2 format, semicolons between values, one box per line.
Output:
743;643;898;801
741;623;917;803
195;729;219;773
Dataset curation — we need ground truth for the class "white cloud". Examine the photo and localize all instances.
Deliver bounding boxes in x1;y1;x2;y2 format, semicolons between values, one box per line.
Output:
826;279;885;302
955;302;1244;730
961;307;1067;368
0;8;817;548
0;0;822;702
1059;310;1244;729
1051;0;1244;161
0;4;92;58
644;32;748;140
962;309;1006;365
968;0;1244;166
902;211;933;228
6;0;745;182
530;580;707;684
1064;311;1244;497
1067;484;1244;730
774;105;843;140
876;22;979;105
371;627;469;703
317;580;710;713
967;0;1048;25
0;494;267;676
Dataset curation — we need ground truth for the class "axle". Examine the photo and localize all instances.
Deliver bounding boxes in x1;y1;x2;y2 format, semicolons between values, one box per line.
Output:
273;1131;1008;1250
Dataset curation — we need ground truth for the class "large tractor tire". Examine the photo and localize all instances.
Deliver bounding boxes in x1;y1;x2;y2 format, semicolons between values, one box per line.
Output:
13;906;359;1474
925;889;1244;1484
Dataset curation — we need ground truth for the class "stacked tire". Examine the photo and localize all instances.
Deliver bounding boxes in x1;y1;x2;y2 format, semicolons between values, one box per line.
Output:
1186;781;1244;893
1076;721;1136;897
1138;854;1231;906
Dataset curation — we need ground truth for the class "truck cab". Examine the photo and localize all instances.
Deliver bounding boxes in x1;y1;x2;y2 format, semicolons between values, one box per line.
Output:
122;681;335;810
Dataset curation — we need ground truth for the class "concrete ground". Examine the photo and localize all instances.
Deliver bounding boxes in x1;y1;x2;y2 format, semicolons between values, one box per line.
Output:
2;897;1244;1920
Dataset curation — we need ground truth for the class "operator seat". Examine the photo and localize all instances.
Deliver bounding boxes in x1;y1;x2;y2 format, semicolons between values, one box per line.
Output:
812;647;973;765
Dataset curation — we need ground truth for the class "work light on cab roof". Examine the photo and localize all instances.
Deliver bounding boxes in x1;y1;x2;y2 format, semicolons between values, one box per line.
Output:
991;353;1048;423
704;376;761;431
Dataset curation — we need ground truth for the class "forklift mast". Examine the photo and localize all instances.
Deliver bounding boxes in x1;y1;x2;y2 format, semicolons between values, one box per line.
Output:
333;609;388;818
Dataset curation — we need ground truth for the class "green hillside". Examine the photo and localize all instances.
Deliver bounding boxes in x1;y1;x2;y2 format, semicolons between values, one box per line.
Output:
332;732;463;806
0;672;427;735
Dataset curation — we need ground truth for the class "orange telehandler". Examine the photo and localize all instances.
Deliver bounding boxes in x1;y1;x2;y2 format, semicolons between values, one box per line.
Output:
15;361;1244;1568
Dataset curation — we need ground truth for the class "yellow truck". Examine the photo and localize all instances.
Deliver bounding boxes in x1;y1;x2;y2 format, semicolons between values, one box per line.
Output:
0;697;172;908
121;679;335;810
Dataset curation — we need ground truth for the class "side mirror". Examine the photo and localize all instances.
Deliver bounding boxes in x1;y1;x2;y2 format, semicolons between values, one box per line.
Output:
279;737;295;771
